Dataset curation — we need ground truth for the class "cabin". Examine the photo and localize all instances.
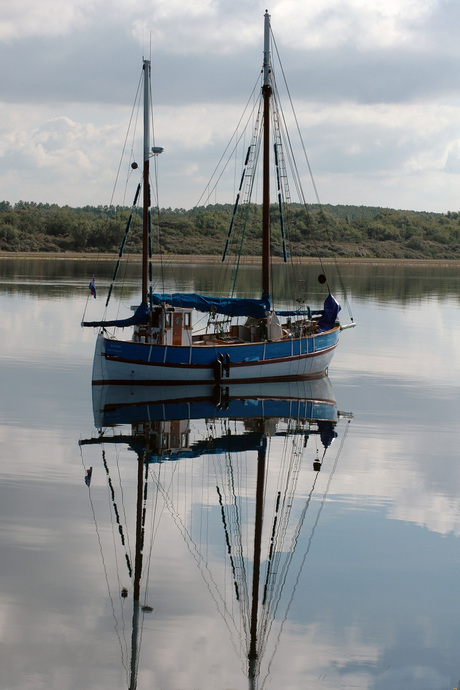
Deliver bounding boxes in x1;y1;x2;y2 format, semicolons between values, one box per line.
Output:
133;306;194;346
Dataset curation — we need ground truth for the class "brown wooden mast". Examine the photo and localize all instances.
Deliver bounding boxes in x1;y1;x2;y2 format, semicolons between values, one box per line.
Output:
142;59;150;307
248;432;267;686
261;10;271;300
129;445;146;690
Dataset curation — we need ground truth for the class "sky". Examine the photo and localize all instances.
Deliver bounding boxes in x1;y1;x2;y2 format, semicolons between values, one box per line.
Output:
1;0;460;213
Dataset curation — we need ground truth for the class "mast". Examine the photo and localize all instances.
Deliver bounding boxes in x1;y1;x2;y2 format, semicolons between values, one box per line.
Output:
129;445;146;690
129;447;145;689
262;10;271;300
248;432;267;687
142;59;151;307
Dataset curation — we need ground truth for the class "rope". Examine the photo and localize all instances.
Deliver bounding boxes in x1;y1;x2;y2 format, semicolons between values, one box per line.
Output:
81;287;93;324
148;79;166;296
110;70;143;207
105;184;141;309
148;463;242;654
79;446;130;683
195;76;261;209
271;30;354;321
258;427;305;652
260;420;351;689
102;449;133;578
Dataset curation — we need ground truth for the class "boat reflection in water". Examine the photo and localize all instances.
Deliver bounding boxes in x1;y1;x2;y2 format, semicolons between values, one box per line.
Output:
80;378;352;689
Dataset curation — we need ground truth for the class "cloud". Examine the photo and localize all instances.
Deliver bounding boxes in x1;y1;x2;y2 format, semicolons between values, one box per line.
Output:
0;0;459;211
0;0;97;42
0;103;126;205
272;0;438;50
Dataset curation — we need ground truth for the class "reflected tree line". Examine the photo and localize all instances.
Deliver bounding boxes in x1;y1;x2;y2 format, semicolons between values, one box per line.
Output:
1;255;459;304
1;200;460;260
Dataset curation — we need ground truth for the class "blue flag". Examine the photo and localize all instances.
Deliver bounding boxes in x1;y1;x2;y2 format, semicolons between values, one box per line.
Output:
89;275;96;299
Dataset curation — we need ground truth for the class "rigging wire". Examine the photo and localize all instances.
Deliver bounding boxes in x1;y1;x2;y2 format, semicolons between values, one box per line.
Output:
102;448;133;579
195;76;261;209
270;30;354;321
261;426;305;613
210;425;253;667
260;420;351;689
115;443;133;559
142;453;172;607
148;462;242;657
258;427;306;659
133;459;152;683
110;71;144;208
81;67;144;326
193;76;262;299
81;286;94;325
212;435;251;646
149;63;166;297
79;446;130;683
217;484;240;601
270;61;331;293
229;101;264;299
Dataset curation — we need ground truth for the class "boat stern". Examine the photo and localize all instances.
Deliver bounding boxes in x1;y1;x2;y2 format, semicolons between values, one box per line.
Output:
91;332;106;384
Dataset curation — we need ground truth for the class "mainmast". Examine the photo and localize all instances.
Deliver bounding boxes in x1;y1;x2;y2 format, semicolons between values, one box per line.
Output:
142;59;151;307
261;10;271;300
248;432;267;688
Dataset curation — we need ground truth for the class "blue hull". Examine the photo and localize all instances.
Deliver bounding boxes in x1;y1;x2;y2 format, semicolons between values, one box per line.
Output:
93;328;340;385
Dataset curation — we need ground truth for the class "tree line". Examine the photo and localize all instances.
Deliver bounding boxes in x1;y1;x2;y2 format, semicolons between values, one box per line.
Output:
1;199;460;259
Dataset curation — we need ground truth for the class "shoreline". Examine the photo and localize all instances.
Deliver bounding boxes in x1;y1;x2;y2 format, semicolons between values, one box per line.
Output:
1;251;460;267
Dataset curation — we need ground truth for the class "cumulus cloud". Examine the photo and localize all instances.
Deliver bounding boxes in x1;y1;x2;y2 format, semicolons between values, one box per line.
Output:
0;0;459;210
0;0;97;41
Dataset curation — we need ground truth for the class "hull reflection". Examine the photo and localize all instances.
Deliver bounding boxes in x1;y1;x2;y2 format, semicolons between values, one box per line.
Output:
92;376;337;428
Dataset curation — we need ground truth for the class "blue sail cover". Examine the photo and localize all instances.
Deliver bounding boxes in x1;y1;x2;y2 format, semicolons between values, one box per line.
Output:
276;294;341;330
275;309;322;316
82;302;149;328
82;294;339;329
150;292;271;319
316;294;341;332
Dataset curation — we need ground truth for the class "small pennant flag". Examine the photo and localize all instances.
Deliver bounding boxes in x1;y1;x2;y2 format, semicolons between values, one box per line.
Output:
89;275;96;298
85;467;93;487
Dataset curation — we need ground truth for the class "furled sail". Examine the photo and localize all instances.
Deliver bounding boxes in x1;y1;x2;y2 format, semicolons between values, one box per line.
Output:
81;302;149;328
316;294;341;332
149;292;271;319
276;294;341;332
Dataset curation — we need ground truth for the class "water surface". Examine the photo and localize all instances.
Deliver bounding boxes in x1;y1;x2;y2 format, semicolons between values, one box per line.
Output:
1;258;459;690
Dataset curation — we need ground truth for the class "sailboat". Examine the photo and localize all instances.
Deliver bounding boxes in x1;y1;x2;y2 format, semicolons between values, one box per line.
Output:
82;11;354;385
80;379;352;688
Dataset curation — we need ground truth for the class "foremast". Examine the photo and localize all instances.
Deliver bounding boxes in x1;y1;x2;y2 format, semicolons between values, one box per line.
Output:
142;59;151;307
262;10;271;302
128;441;146;690
248;432;267;688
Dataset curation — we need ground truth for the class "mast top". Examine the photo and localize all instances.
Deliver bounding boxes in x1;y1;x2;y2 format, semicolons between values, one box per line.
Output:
263;11;270;88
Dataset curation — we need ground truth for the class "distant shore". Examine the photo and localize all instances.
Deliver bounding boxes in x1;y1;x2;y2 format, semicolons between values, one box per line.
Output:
1;251;460;267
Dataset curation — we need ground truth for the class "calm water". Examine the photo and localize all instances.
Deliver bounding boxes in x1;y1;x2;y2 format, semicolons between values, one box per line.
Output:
1;258;460;690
